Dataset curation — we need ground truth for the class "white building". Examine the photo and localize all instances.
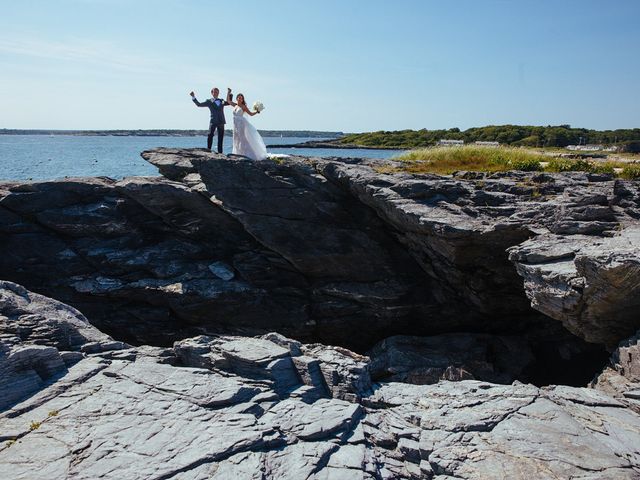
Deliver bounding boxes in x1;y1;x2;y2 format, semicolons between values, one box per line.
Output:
437;139;464;146
475;141;500;147
566;144;605;151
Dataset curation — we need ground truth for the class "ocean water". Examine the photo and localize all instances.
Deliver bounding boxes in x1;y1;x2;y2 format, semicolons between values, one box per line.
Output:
0;135;405;181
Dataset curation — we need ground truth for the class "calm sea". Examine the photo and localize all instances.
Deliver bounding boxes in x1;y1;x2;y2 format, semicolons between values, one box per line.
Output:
0;135;404;181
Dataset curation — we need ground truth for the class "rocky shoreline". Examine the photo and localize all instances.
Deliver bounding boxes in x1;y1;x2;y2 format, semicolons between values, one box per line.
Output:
1;148;640;478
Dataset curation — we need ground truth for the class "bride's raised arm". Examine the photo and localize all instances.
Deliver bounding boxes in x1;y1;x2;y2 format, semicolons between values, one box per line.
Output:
226;89;237;106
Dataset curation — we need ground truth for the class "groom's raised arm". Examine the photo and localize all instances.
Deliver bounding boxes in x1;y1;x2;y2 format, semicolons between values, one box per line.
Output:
189;92;209;107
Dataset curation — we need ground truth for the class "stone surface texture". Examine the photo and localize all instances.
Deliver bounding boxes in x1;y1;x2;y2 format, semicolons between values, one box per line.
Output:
2;281;640;479
0;149;639;352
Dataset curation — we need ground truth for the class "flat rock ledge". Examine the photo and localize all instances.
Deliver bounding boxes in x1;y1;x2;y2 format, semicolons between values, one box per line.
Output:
2;281;640;479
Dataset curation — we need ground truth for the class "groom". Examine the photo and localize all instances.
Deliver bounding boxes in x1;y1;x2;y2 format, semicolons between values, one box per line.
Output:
189;87;229;153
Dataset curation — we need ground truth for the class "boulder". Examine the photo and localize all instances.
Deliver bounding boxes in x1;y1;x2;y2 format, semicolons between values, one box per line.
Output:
509;228;640;347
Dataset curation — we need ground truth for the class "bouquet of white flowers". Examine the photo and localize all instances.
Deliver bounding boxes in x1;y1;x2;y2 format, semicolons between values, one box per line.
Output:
253;101;265;113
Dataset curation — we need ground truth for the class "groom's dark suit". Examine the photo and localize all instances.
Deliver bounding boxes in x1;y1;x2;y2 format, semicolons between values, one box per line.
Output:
192;96;228;153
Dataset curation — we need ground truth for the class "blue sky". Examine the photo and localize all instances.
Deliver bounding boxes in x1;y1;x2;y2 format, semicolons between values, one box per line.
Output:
1;0;638;132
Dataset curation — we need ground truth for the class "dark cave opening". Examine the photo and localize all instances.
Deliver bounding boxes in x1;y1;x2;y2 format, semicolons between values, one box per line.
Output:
522;340;610;387
1;267;614;390
78;295;612;389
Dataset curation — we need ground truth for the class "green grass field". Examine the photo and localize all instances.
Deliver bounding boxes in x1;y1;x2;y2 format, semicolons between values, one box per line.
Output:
380;146;640;179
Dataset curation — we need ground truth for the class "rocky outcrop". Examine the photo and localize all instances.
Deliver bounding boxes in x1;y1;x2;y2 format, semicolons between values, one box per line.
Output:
143;150;640;348
2;282;640;479
3;149;640;478
1;149;639;359
315;162;640;347
0;280;125;411
592;329;640;412
509;228;640;347
0;176;258;345
174;333;371;402
0;168;435;350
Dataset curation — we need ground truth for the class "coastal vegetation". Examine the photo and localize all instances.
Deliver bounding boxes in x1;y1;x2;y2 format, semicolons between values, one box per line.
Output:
384;146;640;179
393;146;546;174
339;125;640;151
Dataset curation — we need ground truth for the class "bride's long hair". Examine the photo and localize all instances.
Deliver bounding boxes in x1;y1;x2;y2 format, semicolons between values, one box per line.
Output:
236;94;246;106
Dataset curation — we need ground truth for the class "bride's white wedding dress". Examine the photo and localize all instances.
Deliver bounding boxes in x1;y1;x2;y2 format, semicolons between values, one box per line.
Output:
232;106;267;160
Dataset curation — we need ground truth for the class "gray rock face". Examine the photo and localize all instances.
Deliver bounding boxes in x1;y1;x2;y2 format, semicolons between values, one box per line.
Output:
592;329;640;412
1;150;639;354
144;150;640;348
0;167;433;350
367;334;535;385
315;161;640;347
0;176;273;346
509;227;640;347
0;280;125;411
365;381;640;479
1;283;640;479
0;280;122;353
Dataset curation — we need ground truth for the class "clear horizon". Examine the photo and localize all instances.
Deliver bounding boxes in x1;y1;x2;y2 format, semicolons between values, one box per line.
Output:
1;0;639;132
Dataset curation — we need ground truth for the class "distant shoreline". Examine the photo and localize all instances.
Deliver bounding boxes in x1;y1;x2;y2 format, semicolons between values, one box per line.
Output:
265;140;402;150
0;129;344;138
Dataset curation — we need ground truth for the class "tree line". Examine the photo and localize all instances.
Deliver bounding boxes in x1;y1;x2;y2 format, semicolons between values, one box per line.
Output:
339;125;640;151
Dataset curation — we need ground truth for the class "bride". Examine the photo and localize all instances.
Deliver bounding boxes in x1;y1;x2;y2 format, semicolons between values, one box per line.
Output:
226;88;267;161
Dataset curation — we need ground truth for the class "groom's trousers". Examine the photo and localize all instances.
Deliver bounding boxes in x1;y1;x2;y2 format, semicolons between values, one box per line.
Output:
208;123;225;153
